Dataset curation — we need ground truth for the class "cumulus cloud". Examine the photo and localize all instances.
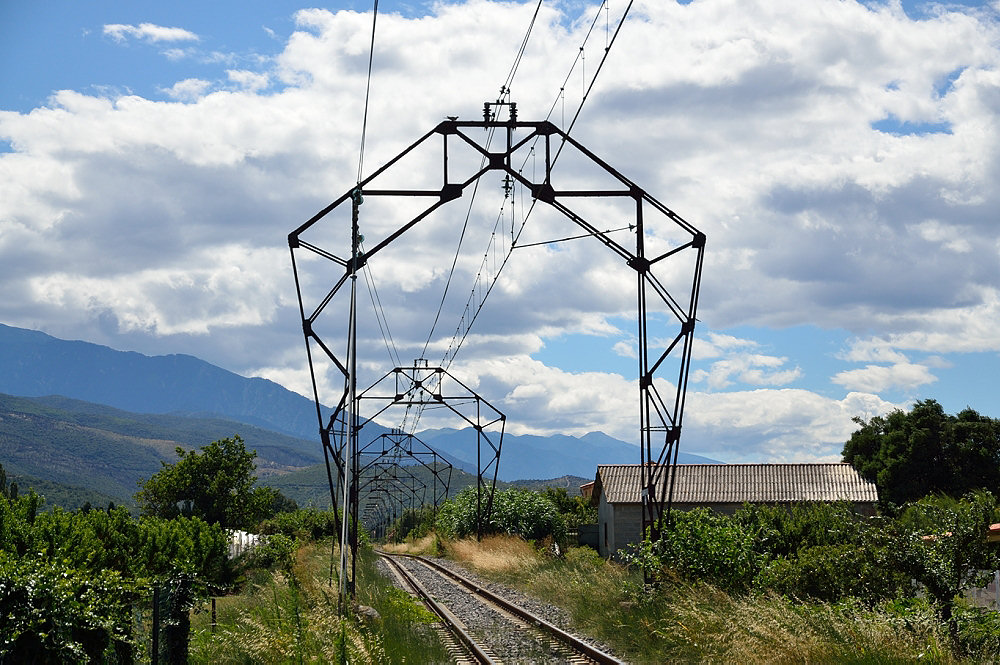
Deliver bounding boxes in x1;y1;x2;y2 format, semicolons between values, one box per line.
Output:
160;78;212;101
2;1;1000;461
228;69;270;92
104;23;199;44
27;245;290;336
832;362;937;393
689;333;802;389
686;390;900;462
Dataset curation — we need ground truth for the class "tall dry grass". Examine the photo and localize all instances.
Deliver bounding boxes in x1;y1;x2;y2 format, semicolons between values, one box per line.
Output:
380;533;437;556
439;536;966;664
445;535;544;576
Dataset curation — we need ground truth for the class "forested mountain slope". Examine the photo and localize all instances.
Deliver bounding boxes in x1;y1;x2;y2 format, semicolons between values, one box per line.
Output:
0;393;322;507
0;323;323;439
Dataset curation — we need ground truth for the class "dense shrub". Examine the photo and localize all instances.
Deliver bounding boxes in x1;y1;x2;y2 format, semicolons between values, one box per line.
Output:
387;505;437;542
258;507;340;541
436;487;566;543
0;492;232;662
0;553;138;662
953;604;1000;657
890;491;1000;639
757;543;902;603
732;502;870;559
623;507;764;593
541;487;597;529
246;533;297;571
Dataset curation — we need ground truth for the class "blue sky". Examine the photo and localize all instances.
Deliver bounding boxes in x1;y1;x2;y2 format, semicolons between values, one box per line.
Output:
2;0;999;463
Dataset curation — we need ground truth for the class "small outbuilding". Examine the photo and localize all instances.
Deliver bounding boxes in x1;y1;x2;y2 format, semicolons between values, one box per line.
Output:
589;463;879;559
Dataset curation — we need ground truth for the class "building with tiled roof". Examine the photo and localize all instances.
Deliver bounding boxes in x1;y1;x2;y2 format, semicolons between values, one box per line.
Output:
590;463;878;558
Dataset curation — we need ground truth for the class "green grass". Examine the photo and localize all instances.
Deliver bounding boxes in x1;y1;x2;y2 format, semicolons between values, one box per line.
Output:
442;537;989;664
188;541;450;663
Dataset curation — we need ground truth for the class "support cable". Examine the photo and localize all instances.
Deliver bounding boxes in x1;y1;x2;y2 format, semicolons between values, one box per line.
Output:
401;2;545;433
356;0;380;184
407;1;636;433
418;1;543;361
429;0;635;373
361;242;401;368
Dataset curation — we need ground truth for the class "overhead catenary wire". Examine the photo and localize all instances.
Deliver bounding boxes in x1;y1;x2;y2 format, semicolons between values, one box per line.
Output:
403;3;545;434
423;0;636;379
356;0;380;185
418;0;544;361
360;242;401;369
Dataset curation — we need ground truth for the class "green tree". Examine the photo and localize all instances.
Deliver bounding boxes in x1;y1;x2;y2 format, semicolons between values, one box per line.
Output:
136;435;274;530
891;492;1000;643
0;462;17;500
541;486;597;529
843;400;1000;507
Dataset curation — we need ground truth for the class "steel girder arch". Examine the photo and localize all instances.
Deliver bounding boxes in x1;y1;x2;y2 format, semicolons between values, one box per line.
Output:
355;363;504;539
288;103;704;552
364;467;426;539
362;492;393;541
358;430;453;509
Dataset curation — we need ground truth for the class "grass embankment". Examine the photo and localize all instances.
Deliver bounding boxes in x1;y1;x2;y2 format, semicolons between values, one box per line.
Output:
188;541;449;663
391;534;977;663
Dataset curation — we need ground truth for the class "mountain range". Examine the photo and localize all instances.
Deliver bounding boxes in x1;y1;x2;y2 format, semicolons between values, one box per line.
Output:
0;323;720;507
0;323;322;440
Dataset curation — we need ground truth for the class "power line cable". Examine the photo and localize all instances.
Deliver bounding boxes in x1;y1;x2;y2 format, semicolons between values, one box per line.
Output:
428;0;637;377
356;0;380;184
416;1;545;362
360;243;401;368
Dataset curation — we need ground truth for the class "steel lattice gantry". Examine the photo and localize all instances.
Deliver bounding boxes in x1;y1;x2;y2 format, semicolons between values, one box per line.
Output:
358;430;453;510
288;103;704;567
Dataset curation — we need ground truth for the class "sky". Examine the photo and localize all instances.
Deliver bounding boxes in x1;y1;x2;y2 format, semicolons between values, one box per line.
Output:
2;0;999;463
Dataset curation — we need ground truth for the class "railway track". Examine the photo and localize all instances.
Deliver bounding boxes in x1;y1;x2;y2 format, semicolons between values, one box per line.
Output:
378;551;624;664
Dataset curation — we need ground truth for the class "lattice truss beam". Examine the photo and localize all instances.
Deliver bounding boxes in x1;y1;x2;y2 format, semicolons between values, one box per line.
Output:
289;107;704;542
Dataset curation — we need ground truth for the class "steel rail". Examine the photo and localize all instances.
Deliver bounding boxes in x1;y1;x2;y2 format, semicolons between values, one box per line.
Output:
379;553;496;664
386;552;624;665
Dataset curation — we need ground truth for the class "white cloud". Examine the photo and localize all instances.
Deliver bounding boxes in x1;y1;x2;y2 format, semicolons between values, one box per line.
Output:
104;23;199;44
27;246;290;336
838;338;909;364
831;362;936;393
689;333;801;389
686;389;900;462
692;353;803;390
160;79;213;101
910;219;973;253
228;70;270;92
612;340;637;359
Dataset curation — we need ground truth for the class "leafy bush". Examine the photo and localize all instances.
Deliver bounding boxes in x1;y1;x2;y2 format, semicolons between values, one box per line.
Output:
757;543;902;603
541;487;597;529
953;603;1000;657
258;507;340;541
890;491;1000;639
0;553;138;662
436;487;566;543
732;502;870;559
246;533;297;571
0;491;232;663
625;507;764;593
388;505;437;542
